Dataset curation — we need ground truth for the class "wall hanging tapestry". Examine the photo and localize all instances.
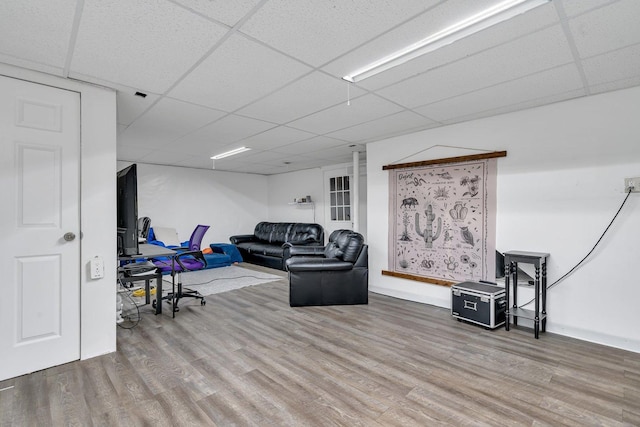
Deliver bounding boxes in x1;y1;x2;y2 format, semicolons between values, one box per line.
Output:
383;152;505;286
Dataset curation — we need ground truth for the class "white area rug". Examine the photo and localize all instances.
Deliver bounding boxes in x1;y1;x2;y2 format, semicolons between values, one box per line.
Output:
167;265;283;296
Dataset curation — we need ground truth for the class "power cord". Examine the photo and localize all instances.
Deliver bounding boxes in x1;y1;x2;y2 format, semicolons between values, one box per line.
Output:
162;274;280;287
117;277;141;329
519;187;634;308
161;274;283;298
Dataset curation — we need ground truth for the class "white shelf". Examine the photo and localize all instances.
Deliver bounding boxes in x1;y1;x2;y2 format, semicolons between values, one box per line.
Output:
288;201;315;222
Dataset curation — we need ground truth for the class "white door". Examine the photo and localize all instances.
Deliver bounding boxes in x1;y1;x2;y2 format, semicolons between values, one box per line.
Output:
0;75;81;381
323;167;353;241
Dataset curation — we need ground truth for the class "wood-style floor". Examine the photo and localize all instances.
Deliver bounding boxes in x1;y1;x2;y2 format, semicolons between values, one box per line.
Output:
1;264;639;426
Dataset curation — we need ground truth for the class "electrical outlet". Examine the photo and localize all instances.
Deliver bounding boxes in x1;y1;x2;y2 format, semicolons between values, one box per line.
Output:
90;256;104;279
624;177;640;193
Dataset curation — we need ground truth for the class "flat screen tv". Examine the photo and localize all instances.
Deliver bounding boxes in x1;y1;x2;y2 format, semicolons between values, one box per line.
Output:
117;164;139;256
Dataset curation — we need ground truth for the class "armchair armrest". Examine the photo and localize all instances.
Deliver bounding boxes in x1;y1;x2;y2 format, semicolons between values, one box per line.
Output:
286;257;353;272
229;234;255;244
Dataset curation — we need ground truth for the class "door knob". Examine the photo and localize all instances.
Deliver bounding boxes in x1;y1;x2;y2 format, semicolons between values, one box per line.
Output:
63;232;76;241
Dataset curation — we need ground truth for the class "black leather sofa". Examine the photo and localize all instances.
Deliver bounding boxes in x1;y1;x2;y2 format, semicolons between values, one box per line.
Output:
285;230;368;307
229;222;324;270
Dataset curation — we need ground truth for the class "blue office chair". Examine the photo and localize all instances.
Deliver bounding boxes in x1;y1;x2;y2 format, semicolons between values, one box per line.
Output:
152;224;209;314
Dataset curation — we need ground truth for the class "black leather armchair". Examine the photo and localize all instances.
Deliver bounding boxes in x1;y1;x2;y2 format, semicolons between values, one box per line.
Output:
285;230;368;307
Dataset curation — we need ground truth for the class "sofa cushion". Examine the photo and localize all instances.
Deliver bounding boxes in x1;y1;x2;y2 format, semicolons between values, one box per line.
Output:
243;242;285;258
323;230;364;262
340;232;365;263
288;223;323;244
324;242;343;259
254;222;292;244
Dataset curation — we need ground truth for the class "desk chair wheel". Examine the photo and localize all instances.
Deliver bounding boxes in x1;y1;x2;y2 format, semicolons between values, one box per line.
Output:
152;300;157;309
201;299;206;306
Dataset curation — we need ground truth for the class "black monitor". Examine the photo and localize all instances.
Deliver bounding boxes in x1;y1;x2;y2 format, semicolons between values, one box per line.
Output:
117;164;139;256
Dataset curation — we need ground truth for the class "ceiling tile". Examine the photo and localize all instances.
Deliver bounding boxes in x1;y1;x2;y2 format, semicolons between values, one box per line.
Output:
173;155;215;170
452;88;588;125
169;33;312;112
310;145;363;163
236;71;366;124
415;64;584;122
588;76;640;96
116;144;154;162
378;25;574;108
288;94;404;134
239;150;290;164
118;97;227;148
568;0;640;59
118;127;170;150
4;0;640;176
239;0;434;66
0;0;76;69
236;126;316;151
70;0;228;93
582;43;640;87
0;54;64;78
215;161;279;174
140;148;195;165
327;111;437;143
561;0;620;18
176;114;275;155
171;0;261;26
272;136;347;155
323;0;558;87
117;91;160;126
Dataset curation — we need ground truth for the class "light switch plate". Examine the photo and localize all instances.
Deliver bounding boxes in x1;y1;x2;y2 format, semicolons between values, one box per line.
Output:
90;256;104;279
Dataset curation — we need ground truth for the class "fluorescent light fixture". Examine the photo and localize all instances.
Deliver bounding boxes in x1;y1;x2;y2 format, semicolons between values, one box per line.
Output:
210;146;251;160
342;0;550;83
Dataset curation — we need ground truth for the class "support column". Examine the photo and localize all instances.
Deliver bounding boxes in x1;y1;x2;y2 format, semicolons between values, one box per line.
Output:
352;151;360;233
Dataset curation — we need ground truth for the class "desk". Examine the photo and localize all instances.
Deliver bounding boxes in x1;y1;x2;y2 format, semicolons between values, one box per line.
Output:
504;251;549;339
120;243;177;260
118;244;176;315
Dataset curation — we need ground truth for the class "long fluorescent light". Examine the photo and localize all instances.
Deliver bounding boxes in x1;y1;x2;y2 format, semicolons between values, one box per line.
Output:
210;147;251;160
342;0;550;83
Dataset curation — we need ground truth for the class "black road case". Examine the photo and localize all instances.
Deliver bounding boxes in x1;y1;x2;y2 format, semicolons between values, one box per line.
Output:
452;281;506;329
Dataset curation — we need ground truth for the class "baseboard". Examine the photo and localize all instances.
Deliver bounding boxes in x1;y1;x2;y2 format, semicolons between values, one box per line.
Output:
369;286;450;309
545;324;640;354
369;286;640;354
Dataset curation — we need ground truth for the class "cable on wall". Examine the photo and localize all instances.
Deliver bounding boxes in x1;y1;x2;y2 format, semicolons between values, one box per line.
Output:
519;187;634;308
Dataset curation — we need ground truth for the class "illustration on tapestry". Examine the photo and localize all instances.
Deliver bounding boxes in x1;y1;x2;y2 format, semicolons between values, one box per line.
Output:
388;160;497;284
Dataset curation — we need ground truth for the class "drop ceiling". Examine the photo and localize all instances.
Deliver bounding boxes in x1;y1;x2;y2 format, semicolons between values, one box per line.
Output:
1;0;639;175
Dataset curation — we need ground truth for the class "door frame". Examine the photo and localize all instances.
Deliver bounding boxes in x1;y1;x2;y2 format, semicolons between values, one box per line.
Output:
0;63;118;363
322;160;367;242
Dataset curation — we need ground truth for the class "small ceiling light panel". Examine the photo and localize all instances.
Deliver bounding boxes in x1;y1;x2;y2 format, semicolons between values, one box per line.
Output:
343;0;550;83
210;146;251;160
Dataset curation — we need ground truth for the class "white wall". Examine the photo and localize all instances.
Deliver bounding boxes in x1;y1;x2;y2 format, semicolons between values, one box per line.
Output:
120;162;269;244
266;162;368;243
368;86;640;352
1;63;118;360
130;160;367;249
268;168;323;224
